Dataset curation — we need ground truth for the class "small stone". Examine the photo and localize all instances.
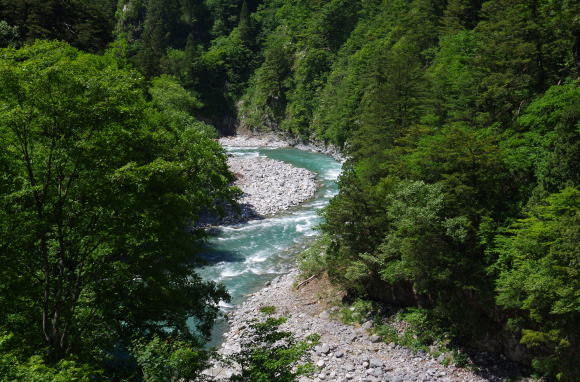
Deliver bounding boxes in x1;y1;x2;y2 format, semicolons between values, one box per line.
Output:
316;359;326;368
335;350;344;358
363;361;369;368
370;335;381;343
372;368;384;377
319;343;330;354
362;320;373;330
319;311;330;320
370;358;383;368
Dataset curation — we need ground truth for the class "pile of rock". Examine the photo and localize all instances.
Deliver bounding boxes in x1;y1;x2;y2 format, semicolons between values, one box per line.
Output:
217;271;503;382
219;135;289;148
226;156;317;220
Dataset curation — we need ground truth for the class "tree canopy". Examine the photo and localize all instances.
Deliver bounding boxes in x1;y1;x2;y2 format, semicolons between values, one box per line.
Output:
0;40;236;377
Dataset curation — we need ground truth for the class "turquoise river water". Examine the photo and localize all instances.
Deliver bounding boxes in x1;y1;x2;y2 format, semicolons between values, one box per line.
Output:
197;147;342;346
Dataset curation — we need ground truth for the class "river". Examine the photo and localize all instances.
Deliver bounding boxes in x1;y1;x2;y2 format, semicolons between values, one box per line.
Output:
197;146;342;346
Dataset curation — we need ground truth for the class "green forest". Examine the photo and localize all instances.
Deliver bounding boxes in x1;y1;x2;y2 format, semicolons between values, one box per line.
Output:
1;0;579;381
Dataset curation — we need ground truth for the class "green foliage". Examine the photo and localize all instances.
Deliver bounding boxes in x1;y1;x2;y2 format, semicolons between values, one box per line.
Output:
259;305;277;315
0;333;101;382
426;30;479;125
396;308;448;351
375;181;452;290
276;0;579;379
0;20;19;47
148;74;221;139
335;299;374;325
0;41;235;369
206;0;250;38
200;26;256;108
492;187;580;380
239;29;293;131
229;317;319;382
1;0;579;380
507;81;580;194
296;235;330;279
132;336;212;382
372;323;399;344
239;0;363;138
0;0;116;51
110;0;260;130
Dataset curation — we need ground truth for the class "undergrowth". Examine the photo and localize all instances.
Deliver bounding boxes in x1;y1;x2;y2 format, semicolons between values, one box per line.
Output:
332;300;471;368
296;235;331;280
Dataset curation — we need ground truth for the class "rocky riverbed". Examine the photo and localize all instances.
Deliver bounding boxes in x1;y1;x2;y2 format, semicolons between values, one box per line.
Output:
219;135;290;149
200;140;319;225
226;156;318;219
211;271;524;382
219;135;345;162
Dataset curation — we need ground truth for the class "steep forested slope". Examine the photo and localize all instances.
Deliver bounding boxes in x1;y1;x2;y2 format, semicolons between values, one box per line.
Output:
1;0;579;380
236;0;579;379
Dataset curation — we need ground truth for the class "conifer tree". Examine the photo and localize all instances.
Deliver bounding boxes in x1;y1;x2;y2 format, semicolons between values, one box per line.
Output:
238;0;251;42
441;0;482;34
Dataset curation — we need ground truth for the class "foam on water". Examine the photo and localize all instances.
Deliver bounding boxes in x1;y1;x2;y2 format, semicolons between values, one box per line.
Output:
245;249;269;263
220;267;245;278
324;167;342;181
295;223;309;232
218;301;234;309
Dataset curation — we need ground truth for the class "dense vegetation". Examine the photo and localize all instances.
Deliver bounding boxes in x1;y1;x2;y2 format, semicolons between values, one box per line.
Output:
1;0;579;380
234;0;579;379
0;1;315;380
0;40;239;380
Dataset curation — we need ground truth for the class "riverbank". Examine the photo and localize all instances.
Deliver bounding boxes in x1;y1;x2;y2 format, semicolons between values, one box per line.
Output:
208;139;528;382
197;144;341;317
219;134;345;162
216;271;523;382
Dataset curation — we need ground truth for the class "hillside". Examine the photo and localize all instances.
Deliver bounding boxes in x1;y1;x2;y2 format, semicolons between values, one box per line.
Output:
1;0;578;380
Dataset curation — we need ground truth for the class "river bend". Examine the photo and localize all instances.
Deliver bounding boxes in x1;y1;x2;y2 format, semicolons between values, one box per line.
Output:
197;146;341;345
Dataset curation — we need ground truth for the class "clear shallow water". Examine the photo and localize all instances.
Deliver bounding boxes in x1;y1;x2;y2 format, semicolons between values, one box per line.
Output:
196;147;342;346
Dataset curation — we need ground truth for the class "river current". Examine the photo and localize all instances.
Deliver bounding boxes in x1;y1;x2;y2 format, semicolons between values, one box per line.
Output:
197;146;342;346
